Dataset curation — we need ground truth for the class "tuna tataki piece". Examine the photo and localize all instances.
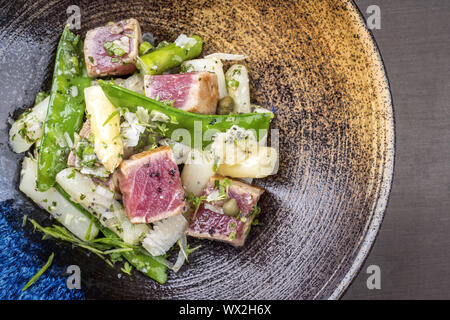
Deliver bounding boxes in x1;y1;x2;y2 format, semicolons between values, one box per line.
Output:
84;18;141;78
186;175;264;246
118;146;186;224
144;72;219;114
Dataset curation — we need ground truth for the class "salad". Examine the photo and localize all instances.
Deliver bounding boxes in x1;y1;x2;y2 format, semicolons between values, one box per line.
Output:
9;19;278;283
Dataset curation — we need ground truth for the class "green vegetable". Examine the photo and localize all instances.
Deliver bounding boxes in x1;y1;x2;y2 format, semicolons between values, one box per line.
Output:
187;193;206;216
226;79;240;88
182;243;202;263
76;137;96;167
104;41;126;57
37;27;91;191
22;253;54;291
29;219;107;256
121;261;133;275
34;92;49;106
136;35;203;75
122;250;167;283
139;41;154;55
99;81;273;149
155;40;170;50
54;184;168;283
216;178;232;199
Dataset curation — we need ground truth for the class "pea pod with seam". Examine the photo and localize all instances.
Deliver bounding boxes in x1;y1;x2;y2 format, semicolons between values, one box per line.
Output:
99;80;274;149
37;27;91;191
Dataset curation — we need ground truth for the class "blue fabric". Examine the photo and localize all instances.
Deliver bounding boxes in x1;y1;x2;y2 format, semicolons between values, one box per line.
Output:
0;200;84;300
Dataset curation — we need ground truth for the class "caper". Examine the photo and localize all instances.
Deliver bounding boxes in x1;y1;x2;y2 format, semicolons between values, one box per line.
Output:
223;198;239;216
217;96;235;115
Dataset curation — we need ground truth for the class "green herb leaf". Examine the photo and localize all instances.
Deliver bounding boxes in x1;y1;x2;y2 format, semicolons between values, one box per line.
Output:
187;193;206;216
103;41;126;57
103;109;121;126
67;169;76;179
121;261;133;275
22;253;54;291
226;79;240;88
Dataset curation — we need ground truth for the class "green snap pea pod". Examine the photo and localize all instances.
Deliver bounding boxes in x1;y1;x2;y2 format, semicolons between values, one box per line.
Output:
139;41;154;56
121;251;168;284
99;81;274;149
37;27;91;191
54;184;168;284
137;35;203;75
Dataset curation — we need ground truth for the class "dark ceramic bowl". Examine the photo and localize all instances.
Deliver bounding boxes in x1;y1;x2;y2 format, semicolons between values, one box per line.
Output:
0;0;394;299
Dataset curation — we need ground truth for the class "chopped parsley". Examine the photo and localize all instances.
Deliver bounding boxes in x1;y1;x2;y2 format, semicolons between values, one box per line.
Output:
103;41;126;57
226;79;240;88
67;169;76;179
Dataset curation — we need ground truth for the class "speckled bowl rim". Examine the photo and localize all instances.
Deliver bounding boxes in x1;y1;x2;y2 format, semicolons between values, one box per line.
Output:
328;1;395;299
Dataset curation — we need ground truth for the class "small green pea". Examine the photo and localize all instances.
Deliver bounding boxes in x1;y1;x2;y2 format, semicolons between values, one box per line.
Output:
217;96;235;115
223;198;239;216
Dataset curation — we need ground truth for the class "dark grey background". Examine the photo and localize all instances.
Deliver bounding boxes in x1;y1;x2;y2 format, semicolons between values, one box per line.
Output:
344;0;450;299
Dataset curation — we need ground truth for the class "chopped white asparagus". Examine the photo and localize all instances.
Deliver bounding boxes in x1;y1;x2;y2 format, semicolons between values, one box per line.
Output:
84;86;123;172
225;64;251;113
142;214;187;256
208;125;259;166
9;97;49;153
19;157;99;240
56;168;149;245
181;58;227;99
217;146;278;178
182;125;277;183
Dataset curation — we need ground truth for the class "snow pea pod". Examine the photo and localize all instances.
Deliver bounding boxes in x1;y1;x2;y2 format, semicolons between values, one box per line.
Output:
99;81;273;149
37;27;91;191
137;35;203;75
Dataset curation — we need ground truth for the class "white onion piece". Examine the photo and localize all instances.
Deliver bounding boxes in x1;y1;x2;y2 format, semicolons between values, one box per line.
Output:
142;214;187;256
172;234;188;273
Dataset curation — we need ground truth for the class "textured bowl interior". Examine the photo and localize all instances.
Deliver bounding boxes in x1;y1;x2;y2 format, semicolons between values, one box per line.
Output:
0;0;394;299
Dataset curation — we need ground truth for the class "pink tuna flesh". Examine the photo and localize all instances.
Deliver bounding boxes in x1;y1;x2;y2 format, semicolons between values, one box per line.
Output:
118;146;186;224
84;19;141;78
144;72;219;114
186;175;264;246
